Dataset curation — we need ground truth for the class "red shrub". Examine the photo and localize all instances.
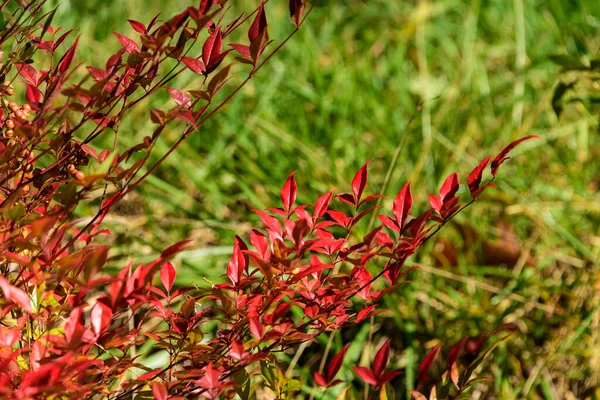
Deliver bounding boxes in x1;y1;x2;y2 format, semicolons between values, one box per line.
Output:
0;0;536;398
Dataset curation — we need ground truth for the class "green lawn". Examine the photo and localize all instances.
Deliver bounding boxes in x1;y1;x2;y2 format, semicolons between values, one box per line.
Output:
47;0;600;397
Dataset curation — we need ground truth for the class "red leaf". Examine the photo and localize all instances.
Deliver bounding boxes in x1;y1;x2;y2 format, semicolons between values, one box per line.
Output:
326;343;350;383
428;194;443;214
0;327;20;347
90;300;113;337
352;160;372;207
166;87;192;108
19;364;61;393
202;28;222;69
227;236;248;286
0;276;33;312
150;108;167;125
417;343;442;385
199;0;213;14
249;317;264;338
410;390;428;400
447;336;467;387
439;172;459;202
314;191;333;219
327;210;351;229
160;261;176;293
249;28;269;63
58;38;79;74
207;61;232;95
467;156;492;197
356;305;377;323
248;3;268;42
373;339;392;378
53;29;74;50
353;366;378;386
230;44;251;57
379;370;403;384
128;19;147;34
26;84;43;106
230;340;246;360
280;172;297;214
17;64;38;85
250;229;269;259
113;32;140;53
198;363;222;390
152;381;168;400
378;215;399;233
86;66;108;81
254;210;283;237
491;135;540;177
182;56;206;74
161;239;193;258
337;193;356;207
393;182;412;230
64;307;85;345
289;0;305;27
313;372;328;388
174;110;198;128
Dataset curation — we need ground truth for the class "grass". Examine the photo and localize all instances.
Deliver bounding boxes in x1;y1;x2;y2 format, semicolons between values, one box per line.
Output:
44;0;600;397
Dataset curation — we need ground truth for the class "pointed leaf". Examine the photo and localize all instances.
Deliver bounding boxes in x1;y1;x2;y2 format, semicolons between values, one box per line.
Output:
314;191;333;219
202;28;222;68
373;339;392;378
428;194;442;214
128;19;147;34
58;38;79;74
161;239;193;258
230;340;245;360
166;87;191;108
0;276;33;312
152;381;168;400
227;236;248;286
351;160;372;207
182;56;206;74
379;370;403;385
417;344;442;385
250;229;269;259
280;172;296;214
254;210;282;236
447;336;467;372
326;343;350;383
393;182;412;230
230;44;251;57
248;3;268;42
439;172;459;202
353;366;378;386
289;0;305;27
249;27;269;62
313;372;328;388
90;300;112;337
199;0;213;14
113;32;140;53
491;135;540;177
26;84;43;106
378;215;400;233
410;390;428;400
249;317;264;338
467;156;492;197
160;261;176;293
17;64;38;85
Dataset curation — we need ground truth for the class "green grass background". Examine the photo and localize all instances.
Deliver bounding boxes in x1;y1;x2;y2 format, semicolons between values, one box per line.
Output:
44;0;600;398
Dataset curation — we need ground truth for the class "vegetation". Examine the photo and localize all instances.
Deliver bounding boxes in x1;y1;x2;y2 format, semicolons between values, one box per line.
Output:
0;0;598;398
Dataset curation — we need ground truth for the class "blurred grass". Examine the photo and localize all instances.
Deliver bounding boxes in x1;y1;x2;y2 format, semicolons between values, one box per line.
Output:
46;0;600;398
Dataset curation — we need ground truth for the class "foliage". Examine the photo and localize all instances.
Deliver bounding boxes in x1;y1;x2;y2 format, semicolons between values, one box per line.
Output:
0;0;538;398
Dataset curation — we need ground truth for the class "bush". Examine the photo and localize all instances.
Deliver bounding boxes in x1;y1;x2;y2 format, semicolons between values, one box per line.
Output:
0;0;535;398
